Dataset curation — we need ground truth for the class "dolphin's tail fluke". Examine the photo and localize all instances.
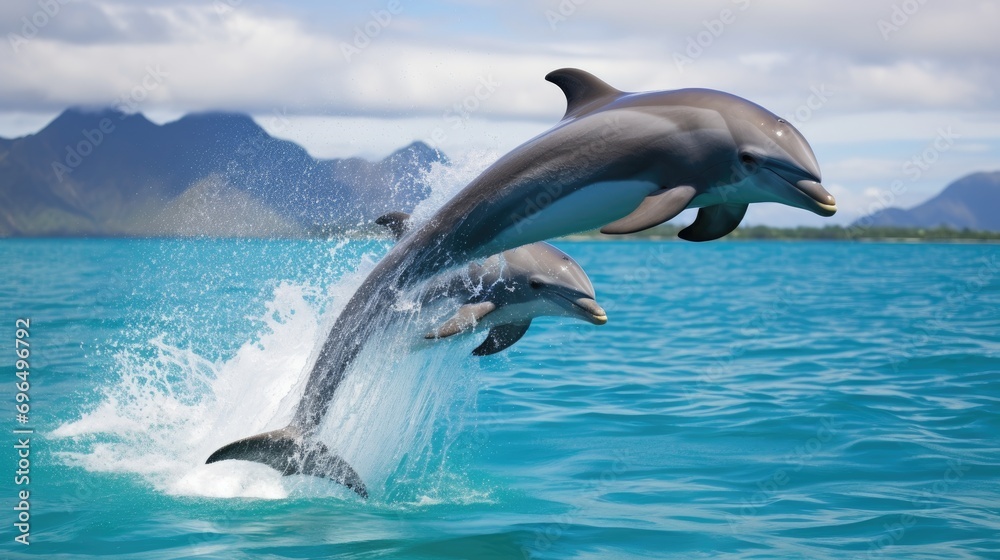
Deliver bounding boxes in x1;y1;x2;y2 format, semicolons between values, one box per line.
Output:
205;426;368;498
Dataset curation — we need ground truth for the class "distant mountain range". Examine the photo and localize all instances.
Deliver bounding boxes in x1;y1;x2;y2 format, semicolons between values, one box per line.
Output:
2;109;997;237
0;108;446;237
854;171;1000;232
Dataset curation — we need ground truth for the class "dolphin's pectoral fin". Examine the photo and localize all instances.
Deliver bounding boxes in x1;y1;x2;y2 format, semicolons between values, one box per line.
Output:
545;68;622;120
600;186;697;234
472;321;531;356
425;301;497;339
678;203;749;242
205;427;368;498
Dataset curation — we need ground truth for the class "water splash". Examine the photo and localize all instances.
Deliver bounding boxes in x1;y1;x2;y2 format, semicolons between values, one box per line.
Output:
53;154;506;503
410;149;500;227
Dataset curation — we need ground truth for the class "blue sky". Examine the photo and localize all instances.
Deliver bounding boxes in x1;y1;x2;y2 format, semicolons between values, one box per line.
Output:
2;0;998;226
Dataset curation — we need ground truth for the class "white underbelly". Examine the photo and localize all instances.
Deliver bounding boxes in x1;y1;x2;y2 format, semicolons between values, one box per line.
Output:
488;180;658;251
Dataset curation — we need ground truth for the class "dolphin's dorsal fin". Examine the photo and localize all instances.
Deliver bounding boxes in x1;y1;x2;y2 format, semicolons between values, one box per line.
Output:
472;321;531;356
545;68;622;120
600;186;697;235
679;203;748;242
425;301;496;339
375;211;411;240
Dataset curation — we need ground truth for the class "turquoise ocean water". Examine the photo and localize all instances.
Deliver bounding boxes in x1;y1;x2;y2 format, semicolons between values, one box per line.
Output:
1;238;998;559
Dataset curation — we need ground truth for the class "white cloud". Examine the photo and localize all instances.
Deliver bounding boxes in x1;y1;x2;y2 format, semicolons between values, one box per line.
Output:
845;61;984;108
254;114;548;160
3;1;997;117
795;110;1000;144
824;158;904;182
1;0;997;227
0;110;58;138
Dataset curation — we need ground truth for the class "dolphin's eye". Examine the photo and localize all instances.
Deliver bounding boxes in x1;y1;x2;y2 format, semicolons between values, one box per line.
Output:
529;279;543;289
777;118;786;124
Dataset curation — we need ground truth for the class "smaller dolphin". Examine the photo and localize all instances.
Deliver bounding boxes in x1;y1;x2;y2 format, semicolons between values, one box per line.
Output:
377;212;607;355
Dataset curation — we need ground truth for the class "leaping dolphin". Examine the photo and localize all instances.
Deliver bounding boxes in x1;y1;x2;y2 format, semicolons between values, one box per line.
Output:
206;68;836;497
377;212;607;356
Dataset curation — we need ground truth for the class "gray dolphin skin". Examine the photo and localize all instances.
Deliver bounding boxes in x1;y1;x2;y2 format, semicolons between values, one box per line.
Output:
206;68;836;497
378;212;607;356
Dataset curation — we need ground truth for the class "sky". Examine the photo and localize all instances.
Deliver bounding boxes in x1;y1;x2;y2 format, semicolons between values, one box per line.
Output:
2;0;998;226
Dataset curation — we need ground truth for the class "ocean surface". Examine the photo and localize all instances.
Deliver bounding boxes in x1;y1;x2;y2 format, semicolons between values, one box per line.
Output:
1;238;998;559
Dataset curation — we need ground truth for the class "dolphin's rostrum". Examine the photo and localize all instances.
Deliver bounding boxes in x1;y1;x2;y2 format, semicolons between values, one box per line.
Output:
206;69;836;496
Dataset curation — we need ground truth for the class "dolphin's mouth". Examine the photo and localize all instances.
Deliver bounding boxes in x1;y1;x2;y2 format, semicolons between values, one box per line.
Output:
765;169;837;217
794;179;838;216
555;292;607;324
